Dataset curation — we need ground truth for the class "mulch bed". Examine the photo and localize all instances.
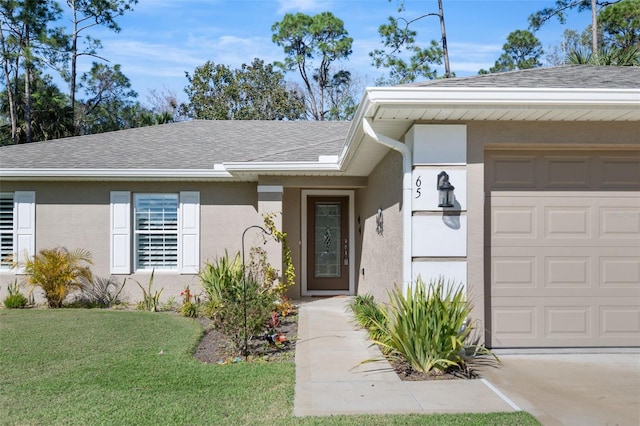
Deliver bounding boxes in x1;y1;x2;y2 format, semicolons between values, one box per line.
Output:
193;313;298;364
191;305;476;380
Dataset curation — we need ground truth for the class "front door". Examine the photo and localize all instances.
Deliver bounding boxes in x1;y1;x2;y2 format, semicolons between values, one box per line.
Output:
306;196;349;291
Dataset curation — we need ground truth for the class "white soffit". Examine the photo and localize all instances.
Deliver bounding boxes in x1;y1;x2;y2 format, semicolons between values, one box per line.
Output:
363;87;640;122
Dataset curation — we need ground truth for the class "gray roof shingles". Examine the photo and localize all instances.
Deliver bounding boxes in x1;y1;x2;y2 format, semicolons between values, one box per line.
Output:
404;65;640;89
0;120;351;170
2;66;638;171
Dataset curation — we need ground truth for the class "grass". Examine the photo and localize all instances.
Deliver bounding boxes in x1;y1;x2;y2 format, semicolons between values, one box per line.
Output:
0;309;539;425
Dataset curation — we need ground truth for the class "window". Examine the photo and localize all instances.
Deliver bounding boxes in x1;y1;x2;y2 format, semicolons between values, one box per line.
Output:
0;193;13;270
110;191;199;274
134;194;178;270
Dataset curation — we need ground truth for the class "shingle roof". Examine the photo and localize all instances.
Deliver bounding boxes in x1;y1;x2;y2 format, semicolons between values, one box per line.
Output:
403;65;640;89
0;120;351;170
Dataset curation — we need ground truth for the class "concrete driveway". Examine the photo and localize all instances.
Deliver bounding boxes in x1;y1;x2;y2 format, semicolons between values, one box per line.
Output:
479;353;640;426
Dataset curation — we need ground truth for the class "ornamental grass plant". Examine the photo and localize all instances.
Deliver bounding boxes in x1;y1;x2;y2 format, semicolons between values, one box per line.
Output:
360;277;499;376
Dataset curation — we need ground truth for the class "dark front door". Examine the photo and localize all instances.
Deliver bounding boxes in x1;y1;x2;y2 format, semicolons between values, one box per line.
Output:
307;196;349;291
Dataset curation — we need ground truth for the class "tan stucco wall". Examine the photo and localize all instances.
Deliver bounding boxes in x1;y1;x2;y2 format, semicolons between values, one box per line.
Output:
355;150;404;303
282;188;301;299
464;121;640;342
0;181;261;303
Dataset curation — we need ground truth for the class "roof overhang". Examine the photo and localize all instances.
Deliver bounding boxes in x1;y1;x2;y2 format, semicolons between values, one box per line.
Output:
0;160;347;181
0;168;234;181
337;86;640;176
2;86;638;182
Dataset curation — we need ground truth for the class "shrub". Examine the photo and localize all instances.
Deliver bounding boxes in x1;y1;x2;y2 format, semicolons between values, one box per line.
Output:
77;276;126;308
214;275;275;353
22;247;93;308
200;251;275;355
199;251;242;304
3;280;28;309
371;277;498;375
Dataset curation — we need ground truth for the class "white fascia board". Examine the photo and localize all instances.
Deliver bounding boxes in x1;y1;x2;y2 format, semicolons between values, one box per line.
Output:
223;161;342;173
0;168;233;180
365;87;640;107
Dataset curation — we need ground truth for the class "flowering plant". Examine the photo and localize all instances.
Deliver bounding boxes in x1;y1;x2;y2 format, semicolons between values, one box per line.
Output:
178;286;198;317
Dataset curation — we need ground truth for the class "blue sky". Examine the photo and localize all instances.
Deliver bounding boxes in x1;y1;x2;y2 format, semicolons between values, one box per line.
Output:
62;0;593;106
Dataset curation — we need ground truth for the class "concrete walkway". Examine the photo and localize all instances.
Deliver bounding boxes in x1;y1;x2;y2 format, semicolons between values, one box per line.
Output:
293;296;518;417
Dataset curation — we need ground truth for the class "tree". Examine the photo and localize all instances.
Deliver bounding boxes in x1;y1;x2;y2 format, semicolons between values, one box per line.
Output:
370;0;451;85
542;1;639;66
528;0;624;53
0;0;65;143
182;58;305;121
599;0;640;50
1;70;74;145
272;12;353;120
480;30;543;74
63;0;138;117
146;86;184;123
325;70;359;121
546;28;592;65
75;62;139;134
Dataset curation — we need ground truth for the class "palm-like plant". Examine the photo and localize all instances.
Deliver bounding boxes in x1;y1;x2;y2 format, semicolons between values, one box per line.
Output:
368;278;498;375
199;250;243;304
22;247;93;308
567;46;639;66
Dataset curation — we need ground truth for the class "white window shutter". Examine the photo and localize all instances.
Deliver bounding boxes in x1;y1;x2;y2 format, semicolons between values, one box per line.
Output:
13;191;35;274
179;191;200;274
110;191;131;274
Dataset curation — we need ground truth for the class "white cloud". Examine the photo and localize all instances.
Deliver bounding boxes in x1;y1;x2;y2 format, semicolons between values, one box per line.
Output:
276;0;333;14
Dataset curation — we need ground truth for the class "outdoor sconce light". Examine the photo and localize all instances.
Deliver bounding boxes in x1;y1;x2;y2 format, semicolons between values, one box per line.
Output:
437;171;455;208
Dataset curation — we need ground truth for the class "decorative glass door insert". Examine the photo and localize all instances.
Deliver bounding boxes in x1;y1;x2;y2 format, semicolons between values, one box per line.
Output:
314;202;341;278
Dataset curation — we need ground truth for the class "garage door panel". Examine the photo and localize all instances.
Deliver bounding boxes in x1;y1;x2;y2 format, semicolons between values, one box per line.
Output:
490;156;536;188
493;247;638;298
545;206;591;238
601;257;640;288
492;297;640;347
492;206;536;238
599;157;640;188
546;305;592;337
492;305;537;339
546;256;590;288
543;156;591;189
492;255;537;289
600;207;640;238
487;150;640;348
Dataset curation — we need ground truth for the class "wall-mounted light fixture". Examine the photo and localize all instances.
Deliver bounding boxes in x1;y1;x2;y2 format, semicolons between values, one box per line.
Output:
376;208;384;235
437;171;455;208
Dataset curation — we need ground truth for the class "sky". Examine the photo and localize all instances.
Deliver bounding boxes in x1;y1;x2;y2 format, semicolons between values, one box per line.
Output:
59;0;594;107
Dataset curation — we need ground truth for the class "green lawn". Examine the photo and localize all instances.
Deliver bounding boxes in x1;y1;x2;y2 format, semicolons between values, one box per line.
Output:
0;309;539;425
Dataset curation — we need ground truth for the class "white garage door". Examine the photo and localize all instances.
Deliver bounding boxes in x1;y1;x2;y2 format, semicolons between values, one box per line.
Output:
487;150;640;348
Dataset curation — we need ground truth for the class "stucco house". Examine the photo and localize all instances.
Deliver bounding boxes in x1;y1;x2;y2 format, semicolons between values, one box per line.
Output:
1;65;639;349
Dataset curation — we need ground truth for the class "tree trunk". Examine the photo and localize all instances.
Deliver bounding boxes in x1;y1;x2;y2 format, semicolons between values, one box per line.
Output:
70;0;79;134
0;23;18;144
591;0;598;53
24;25;32;144
438;0;451;78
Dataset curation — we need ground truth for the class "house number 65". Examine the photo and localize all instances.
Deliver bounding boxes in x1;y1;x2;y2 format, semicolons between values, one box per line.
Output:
415;176;421;198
